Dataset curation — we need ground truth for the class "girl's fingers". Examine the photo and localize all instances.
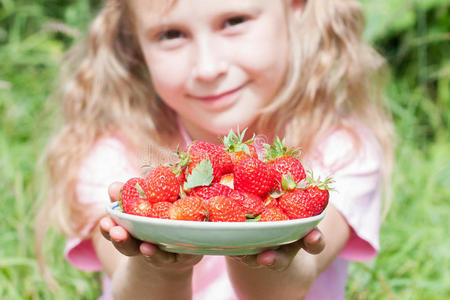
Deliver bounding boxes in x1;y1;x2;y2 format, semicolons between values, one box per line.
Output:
108;182;123;202
140;243;177;265
258;240;304;271
256;250;277;266
99;216;117;241
302;228;325;255
109;226;141;256
139;243;202;267
230;255;263;269
255;229;325;271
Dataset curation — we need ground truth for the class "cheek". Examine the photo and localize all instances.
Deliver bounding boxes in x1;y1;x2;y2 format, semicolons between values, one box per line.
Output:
236;24;289;87
142;48;190;100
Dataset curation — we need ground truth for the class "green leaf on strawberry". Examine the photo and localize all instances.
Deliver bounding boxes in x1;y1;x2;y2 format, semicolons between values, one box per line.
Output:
135;182;147;198
263;137;300;161
245;215;261;222
220;128;255;154
183;159;214;191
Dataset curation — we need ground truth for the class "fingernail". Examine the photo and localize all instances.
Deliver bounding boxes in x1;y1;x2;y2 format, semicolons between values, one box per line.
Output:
265;259;275;267
100;218;111;229
258;251;276;266
140;243;156;256
310;231;321;243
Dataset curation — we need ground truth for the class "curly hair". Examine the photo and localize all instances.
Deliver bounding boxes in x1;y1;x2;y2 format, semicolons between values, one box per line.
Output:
35;0;394;286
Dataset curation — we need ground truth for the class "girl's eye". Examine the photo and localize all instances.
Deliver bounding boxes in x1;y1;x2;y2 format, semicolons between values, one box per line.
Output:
224;16;247;28
159;29;185;40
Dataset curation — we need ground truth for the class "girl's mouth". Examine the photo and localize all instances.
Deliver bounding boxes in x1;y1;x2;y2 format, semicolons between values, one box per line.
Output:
194;85;244;102
191;84;246;110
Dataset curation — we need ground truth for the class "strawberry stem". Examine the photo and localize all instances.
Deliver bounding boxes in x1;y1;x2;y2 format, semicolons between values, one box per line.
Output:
306;170;335;190
221;128;255;154
263;137;301;161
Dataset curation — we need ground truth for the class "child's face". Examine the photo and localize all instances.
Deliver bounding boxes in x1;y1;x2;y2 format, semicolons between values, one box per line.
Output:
131;0;290;137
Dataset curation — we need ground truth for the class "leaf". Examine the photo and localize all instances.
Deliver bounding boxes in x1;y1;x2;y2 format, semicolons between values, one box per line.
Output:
270;190;285;199
183;159;214;191
246;215;261;222
135;182;147;199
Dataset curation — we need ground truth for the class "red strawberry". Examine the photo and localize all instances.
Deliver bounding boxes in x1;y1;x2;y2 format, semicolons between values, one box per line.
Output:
233;157;275;197
189;183;233;205
121;177;147;202
221;129;259;165
121;178;152;216
176;172;186;187
229;190;264;217
144;166;180;203
263;195;280;209
123;200;153;217
304;174;332;215
260;207;289;222
149;201;173;219
171;147;189;188
230;144;258;165
305;185;329;216
278;189;314;219
208;196;246;222
169;196;206;221
264;137;305;188
187;142;233;182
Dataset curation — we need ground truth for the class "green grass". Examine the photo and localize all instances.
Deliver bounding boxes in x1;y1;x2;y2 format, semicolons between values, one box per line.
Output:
1;1;449;299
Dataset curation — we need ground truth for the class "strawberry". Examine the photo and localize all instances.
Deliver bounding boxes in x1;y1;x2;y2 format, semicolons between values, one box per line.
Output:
233;157;275;197
278;189;314;219
176;171;186;187
229;190;264;217
121;177;152;216
264;137;305;189
171;147;189;187
169;196;207;221
208;196;246;222
189;183;234;205
187;141;233;182
124;200;153;217
221;129;259;165
149;201;173;219
305;173;333;215
260;207;289;222
263;195;280;209
305;185;329;216
144;166;180;203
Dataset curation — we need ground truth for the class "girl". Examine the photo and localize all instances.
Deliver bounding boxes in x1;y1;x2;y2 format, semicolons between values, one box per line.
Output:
36;0;394;299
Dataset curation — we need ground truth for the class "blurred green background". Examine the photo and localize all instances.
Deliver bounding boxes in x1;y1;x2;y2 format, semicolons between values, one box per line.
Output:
0;0;449;299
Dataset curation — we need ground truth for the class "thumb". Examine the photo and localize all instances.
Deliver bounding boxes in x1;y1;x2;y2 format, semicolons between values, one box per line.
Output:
108;182;124;202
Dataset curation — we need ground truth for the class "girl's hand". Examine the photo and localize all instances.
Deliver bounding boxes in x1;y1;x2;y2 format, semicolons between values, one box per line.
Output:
229;228;325;271
99;182;203;271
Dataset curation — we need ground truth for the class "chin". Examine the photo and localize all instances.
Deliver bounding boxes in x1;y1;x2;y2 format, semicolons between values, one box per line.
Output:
208;117;257;136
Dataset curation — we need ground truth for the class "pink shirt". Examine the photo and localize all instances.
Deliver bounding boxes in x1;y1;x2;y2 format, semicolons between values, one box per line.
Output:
65;125;383;300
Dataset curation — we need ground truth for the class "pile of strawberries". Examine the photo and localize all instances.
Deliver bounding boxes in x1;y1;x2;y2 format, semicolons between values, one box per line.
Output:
120;129;332;222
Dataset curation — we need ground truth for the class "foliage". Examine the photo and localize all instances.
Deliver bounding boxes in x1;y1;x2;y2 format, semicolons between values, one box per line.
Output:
0;0;448;298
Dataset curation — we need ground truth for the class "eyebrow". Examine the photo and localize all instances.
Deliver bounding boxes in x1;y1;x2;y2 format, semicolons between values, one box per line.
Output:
142;4;262;38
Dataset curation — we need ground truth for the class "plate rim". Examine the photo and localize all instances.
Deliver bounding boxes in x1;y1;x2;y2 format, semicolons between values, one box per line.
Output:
106;201;327;229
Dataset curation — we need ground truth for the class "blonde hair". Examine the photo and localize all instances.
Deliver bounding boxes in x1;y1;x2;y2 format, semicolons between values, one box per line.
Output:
259;0;394;211
35;0;394;287
34;0;179;287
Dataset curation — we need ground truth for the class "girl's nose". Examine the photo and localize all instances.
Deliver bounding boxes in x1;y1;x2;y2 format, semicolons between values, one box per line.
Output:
192;37;228;82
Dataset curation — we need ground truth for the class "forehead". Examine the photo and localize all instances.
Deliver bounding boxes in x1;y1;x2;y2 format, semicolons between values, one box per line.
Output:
127;0;176;19
129;0;283;31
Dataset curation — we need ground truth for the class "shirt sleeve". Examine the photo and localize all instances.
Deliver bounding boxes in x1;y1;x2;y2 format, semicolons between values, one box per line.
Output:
64;136;139;271
308;127;384;262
